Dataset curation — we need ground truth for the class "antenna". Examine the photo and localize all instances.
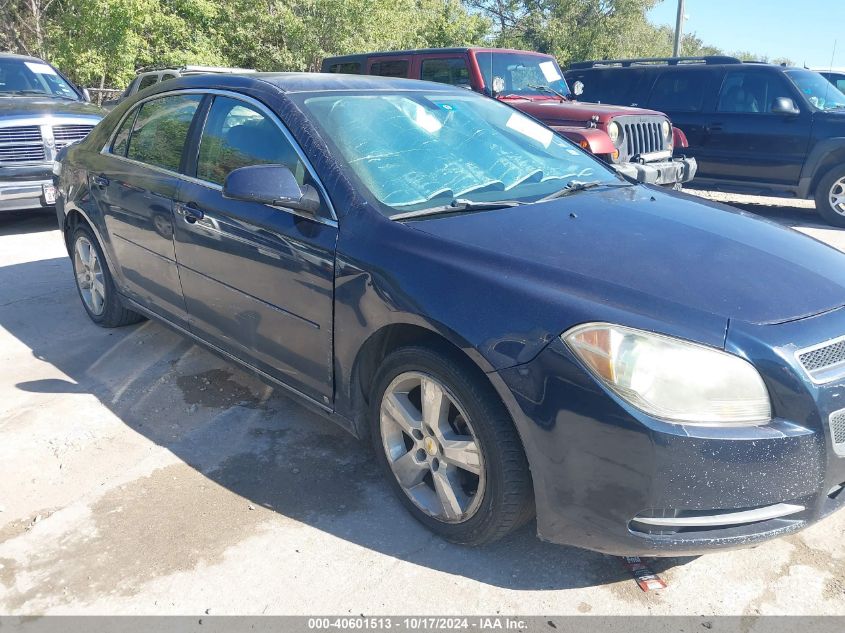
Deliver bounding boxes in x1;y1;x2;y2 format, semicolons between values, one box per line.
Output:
824;40;837;107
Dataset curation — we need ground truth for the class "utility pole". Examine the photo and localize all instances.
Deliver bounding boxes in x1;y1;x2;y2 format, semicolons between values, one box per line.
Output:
672;0;686;57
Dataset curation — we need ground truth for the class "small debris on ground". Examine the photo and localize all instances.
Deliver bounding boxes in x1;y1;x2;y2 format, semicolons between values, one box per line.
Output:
620;556;667;591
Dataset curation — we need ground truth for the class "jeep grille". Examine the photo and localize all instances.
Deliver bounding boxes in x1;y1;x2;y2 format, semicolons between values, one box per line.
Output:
613;116;667;162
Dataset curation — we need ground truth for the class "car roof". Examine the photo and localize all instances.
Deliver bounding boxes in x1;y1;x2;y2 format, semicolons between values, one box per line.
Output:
0;52;52;64
567;58;806;73
141;71;465;96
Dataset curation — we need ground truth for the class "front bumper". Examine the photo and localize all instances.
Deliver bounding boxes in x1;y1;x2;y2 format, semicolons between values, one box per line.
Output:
496;307;845;556
614;156;697;186
0;164;54;212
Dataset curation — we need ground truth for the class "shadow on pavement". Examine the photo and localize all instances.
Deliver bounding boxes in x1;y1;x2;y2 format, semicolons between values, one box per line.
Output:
0;210;57;237
2;254;696;592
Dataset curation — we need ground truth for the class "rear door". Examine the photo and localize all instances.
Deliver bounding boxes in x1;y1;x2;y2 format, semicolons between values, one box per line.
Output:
700;68;812;185
172;92;337;405
92;93;203;326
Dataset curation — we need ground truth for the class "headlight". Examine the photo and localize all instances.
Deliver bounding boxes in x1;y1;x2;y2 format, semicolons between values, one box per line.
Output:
607;121;621;145
563;323;771;426
662;120;672;140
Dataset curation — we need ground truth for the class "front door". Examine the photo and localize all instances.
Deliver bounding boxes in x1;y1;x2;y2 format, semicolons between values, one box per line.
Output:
172;94;337;405
93;93;203;326
699;69;812;185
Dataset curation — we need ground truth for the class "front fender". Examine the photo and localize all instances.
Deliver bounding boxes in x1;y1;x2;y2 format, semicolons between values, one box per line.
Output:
798;136;845;197
550;126;616;155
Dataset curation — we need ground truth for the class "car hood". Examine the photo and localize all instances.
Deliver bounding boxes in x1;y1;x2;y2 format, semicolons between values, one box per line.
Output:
0;96;104;121
510;98;666;123
406;186;845;326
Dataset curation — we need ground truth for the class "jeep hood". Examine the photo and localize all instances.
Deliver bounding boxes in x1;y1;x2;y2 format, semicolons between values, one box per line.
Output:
510;98;667;124
406;186;845;327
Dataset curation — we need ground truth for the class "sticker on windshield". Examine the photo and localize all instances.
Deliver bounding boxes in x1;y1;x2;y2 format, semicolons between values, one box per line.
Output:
539;61;562;83
24;62;57;76
506;112;553;148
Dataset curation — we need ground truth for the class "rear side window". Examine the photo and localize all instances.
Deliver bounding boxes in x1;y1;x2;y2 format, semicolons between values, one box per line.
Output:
717;70;793;113
137;74;158;91
421;58;471;88
196;96;306;186
328;62;361;74
570;69;652;106
110;110;136;156
649;70;708;112
369;60;409;78
126;94;202;171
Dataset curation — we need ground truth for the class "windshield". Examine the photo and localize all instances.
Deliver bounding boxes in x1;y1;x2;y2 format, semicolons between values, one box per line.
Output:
299;90;617;216
0;58;79;99
785;69;845;111
475;52;571;99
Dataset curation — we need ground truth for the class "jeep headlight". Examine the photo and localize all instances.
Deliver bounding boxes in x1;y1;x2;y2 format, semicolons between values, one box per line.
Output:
662;120;672;141
563;323;771;426
607;121;621;146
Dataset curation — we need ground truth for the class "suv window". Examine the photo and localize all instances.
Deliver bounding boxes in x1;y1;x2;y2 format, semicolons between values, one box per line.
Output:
570;68;652;106
197;95;306;187
137;74;159;91
649;69;709;112
717;70;793;113
126;94;202;171
420;58;471;88
328;62;361;74
369;60;409;78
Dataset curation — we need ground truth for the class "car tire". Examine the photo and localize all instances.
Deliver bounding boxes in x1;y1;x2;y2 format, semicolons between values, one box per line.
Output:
370;346;534;545
814;165;845;228
70;224;143;328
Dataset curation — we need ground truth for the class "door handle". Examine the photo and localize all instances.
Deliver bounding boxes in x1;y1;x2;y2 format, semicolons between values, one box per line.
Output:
707;123;724;133
175;202;205;224
91;174;110;189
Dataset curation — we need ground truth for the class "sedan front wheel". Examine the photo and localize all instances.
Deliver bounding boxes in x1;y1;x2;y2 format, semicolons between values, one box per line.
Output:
371;346;534;545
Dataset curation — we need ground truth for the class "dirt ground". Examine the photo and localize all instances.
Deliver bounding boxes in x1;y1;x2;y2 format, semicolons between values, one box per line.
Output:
1;193;845;616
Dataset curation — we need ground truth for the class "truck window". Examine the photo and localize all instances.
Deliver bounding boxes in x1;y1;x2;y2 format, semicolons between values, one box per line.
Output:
328;62;361;74
370;60;409;78
717;70;793;113
420;58;471;88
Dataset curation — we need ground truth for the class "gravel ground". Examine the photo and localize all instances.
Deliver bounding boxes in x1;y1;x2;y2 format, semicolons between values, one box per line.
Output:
1;194;845;616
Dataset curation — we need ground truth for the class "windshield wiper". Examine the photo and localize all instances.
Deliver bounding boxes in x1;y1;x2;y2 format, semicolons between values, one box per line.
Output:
392;198;523;220
528;85;568;101
537;180;630;202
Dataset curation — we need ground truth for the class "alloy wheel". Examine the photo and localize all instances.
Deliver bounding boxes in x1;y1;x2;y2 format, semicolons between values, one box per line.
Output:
73;236;106;316
379;371;485;523
829;176;845;216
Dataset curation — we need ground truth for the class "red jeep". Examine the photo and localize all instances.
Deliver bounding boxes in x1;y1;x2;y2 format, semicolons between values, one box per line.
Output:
322;48;696;187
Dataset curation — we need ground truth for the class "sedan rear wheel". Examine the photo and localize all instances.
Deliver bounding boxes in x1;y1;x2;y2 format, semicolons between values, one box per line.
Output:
371;346;534;545
70;224;144;328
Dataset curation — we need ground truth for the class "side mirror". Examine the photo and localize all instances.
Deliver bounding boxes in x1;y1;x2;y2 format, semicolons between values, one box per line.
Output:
771;97;800;115
222;164;321;215
82;88;91;103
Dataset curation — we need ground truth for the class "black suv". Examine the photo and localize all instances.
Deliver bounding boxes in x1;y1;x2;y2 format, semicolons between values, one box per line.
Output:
565;57;845;226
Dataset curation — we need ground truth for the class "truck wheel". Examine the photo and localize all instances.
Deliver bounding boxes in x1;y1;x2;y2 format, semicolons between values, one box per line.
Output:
370;346;534;545
815;166;845;228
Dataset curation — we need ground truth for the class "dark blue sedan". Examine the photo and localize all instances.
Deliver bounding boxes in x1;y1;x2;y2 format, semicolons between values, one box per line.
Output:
54;72;845;555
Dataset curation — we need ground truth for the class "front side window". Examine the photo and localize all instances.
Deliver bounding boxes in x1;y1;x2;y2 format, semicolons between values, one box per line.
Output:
785;69;845;111
717;71;794;113
0;58;78;100
475;52;570;98
196;96;306;186
369;60;409;78
421;58;471;88
126;94;202;171
299;90;616;214
110;110;136;156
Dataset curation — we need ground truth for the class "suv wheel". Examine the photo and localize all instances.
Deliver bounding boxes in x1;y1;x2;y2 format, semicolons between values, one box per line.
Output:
815;166;845;227
370;346;534;545
71;225;144;327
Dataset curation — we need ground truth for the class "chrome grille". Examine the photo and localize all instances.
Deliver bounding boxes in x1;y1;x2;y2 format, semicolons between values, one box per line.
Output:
52;124;94;149
829;409;845;456
796;336;845;383
0;125;44;164
623;120;665;158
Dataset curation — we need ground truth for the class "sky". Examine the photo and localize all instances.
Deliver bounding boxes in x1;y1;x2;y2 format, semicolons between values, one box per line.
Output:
647;0;845;69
